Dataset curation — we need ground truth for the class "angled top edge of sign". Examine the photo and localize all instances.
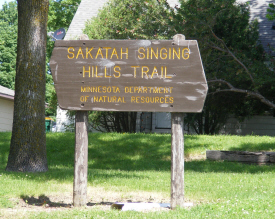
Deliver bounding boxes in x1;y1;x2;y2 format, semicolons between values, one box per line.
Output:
50;39;208;112
53;39;199;47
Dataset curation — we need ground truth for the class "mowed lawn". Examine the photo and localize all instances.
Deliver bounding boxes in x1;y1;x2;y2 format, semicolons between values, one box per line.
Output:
0;132;275;218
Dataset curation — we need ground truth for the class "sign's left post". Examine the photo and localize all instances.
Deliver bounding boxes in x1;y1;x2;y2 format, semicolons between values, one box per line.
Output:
73;111;88;207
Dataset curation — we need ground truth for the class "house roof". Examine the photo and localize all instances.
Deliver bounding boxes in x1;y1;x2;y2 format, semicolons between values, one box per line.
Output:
0;85;14;101
65;0;109;40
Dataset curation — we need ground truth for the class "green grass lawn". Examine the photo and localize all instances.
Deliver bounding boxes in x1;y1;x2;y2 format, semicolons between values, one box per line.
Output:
0;132;275;218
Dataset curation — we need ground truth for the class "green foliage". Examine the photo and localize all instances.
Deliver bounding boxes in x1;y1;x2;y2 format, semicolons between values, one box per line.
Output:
46;0;81;70
46;0;81;116
178;0;275;92
48;0;81;31
0;0;77;116
177;0;274;133
0;1;17;89
84;0;275;133
186;93;270;135
84;0;176;40
186;94;245;134
45;79;57;116
84;0;177;132
267;2;275;21
178;0;263;85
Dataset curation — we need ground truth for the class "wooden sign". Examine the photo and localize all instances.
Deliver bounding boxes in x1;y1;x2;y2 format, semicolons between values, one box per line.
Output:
50;39;207;112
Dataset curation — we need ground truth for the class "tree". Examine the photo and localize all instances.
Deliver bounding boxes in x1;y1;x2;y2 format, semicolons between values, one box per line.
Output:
84;0;274;134
185;92;267;134
48;0;81;30
85;0;275;134
6;0;49;172
84;0;176;40
0;1;59;116
84;0;175;132
47;0;81;60
177;0;275;109
176;0;274;134
0;1;17;89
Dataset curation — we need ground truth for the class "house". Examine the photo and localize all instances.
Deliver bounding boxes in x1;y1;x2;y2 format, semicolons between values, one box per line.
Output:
219;0;275;136
56;0;275;135
0;85;14;131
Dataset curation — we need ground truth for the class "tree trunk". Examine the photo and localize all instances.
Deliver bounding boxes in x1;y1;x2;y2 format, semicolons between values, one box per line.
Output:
130;112;137;133
6;0;49;172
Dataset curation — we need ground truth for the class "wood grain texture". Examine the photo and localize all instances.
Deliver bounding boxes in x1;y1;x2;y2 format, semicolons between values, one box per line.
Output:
50;39;207;112
206;151;275;164
171;112;185;209
73;111;88;207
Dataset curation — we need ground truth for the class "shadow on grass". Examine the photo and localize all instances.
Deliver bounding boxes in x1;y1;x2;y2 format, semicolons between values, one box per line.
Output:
47;132;172;172
1;133;275;183
185;160;275;174
20;194;71;207
20;194;114;208
46;133;213;171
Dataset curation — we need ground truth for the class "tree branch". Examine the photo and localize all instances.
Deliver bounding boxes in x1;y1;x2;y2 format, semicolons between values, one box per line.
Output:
208;79;275;109
208;29;258;90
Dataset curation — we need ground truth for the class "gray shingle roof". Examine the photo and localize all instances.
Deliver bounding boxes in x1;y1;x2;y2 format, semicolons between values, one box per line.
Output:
237;0;275;54
0;85;14;100
64;0;109;40
247;0;275;54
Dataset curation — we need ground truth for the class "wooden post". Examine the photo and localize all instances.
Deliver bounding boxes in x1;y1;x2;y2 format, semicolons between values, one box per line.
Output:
171;112;185;209
73;111;88;207
49;34;207;209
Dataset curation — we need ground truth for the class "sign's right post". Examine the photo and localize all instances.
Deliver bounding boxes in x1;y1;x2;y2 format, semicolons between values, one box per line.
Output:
170;34;196;209
171;112;185;209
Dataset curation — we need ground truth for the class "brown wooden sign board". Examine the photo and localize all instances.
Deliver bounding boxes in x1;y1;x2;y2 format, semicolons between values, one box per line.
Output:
50;39;207;112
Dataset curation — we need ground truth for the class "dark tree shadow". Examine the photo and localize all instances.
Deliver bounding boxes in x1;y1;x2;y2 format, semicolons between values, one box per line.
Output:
20;194;115;208
20;194;71;207
1;133;275;183
185;159;275;174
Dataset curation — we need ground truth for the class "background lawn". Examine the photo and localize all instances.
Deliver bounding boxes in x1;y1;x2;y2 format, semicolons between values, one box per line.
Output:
0;132;274;218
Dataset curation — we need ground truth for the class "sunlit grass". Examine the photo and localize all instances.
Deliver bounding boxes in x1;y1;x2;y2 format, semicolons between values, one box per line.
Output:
0;132;274;218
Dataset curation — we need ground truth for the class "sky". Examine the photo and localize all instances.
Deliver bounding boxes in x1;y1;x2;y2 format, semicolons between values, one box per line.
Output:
0;0;13;9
